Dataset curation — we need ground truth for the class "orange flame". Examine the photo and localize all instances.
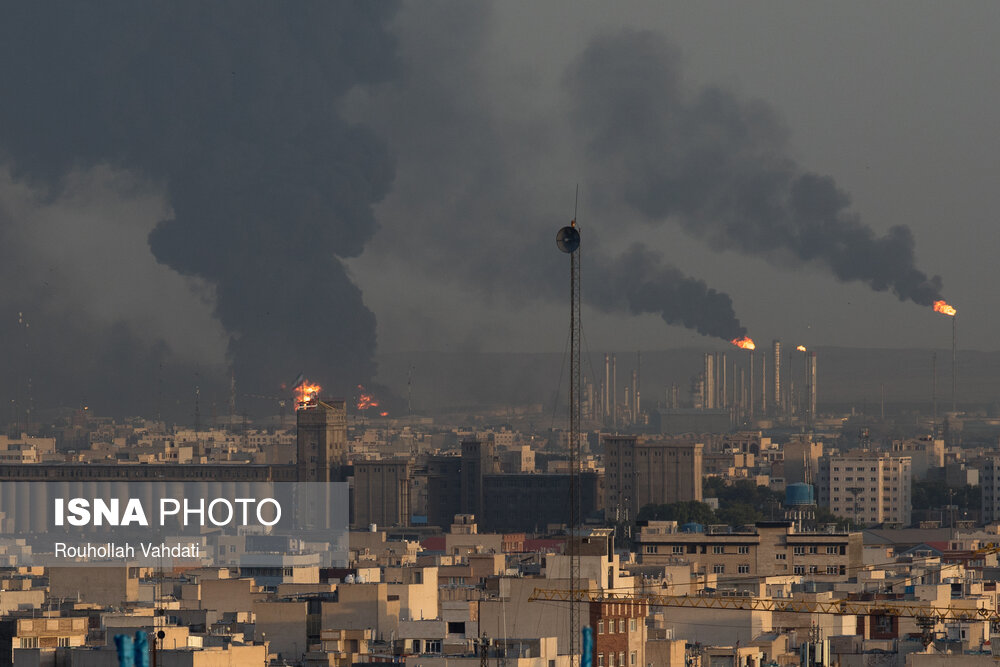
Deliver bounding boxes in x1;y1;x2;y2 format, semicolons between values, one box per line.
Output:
356;384;381;412
933;300;956;317
796;345;807;352
731;336;756;350
294;381;321;410
379;411;389;417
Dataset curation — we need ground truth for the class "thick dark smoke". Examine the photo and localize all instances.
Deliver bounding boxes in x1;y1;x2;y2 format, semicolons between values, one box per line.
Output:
588;246;746;340
354;3;749;345
0;2;399;406
566;30;944;306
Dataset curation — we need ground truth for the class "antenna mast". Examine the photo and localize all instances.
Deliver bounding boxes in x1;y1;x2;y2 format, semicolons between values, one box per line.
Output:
557;198;581;665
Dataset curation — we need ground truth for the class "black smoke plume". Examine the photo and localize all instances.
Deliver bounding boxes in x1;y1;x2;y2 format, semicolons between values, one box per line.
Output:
588;245;746;340
0;2;400;405
566;30;944;305
354;4;749;345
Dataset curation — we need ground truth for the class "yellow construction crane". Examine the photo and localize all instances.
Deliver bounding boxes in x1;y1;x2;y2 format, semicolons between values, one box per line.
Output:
527;588;999;623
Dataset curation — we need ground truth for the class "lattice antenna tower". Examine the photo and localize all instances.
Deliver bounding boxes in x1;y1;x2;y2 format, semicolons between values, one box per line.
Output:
556;203;581;665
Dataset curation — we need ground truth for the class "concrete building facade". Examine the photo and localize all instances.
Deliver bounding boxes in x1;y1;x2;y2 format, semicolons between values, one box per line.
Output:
818;452;912;527
354;460;412;529
296;400;347;483
604;436;702;524
634;521;862;582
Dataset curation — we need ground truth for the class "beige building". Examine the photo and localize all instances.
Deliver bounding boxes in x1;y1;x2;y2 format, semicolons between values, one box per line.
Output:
604;436;702;524
254;600;308;662
3;615;87;651
634;520;862;582
353;459;412;528
48;567;139;608
820;452;912;526
890;437;944;480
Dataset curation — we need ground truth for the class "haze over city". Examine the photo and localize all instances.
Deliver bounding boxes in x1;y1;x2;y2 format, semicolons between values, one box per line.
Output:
6;5;1000;667
1;2;998;417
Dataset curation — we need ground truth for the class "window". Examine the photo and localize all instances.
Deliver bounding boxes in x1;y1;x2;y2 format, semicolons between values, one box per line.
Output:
672;546;684;554
827;566;839;574
598;655;604;667
827;546;839;554
738;546;750;554
713;545;725;554
631;651;637;666
775;553;786;560
630;619;637;632
619;619;625;633
738;564;750;574
426;641;441;653
619;652;625;667
644;546;656;554
713;564;725;574
793;546;806;555
598;620;604;634
794;565;805;574
809;546;818;554
447;621;464;634
809;566;818;574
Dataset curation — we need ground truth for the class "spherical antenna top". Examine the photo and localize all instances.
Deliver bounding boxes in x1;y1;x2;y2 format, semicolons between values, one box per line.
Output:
556;225;580;254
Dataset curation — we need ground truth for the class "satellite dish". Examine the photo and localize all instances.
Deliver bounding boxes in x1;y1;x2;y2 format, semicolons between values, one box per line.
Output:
556;225;580;254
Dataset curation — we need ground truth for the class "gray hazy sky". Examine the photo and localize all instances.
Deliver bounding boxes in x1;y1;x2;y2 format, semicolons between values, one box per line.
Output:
1;1;998;410
353;1;1000;354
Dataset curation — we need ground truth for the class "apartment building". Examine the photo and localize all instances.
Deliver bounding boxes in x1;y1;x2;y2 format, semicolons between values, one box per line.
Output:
979;457;1000;524
604;436;702;525
817;452;912;527
634;521;862;582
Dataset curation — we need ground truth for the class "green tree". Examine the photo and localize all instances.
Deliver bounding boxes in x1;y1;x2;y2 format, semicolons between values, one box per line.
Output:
637;501;716;525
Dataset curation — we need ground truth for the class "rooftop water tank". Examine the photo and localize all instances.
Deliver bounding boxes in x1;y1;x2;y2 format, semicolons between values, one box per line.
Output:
785;483;815;506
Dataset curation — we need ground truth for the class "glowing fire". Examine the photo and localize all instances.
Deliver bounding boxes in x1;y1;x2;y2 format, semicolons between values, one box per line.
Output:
933;300;957;317
294;381;321;410
731;336;756;350
796;345;807;352
356;384;381;412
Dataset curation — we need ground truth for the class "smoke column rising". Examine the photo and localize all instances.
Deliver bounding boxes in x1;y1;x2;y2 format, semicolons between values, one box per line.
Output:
566;29;944;305
352;3;750;346
0;2;400;400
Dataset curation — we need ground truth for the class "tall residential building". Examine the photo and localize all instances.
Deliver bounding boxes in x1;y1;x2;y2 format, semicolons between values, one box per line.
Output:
353;459;412;528
818;452;912;526
980;457;1000;524
295;399;347;482
604;435;702;524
